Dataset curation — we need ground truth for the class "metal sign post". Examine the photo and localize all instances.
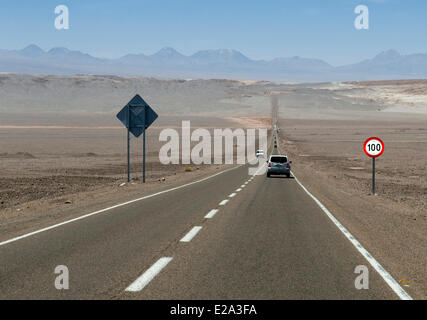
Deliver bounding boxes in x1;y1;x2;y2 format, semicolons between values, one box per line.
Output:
142;113;146;183
117;94;158;184
127;105;130;182
372;157;375;195
363;137;384;195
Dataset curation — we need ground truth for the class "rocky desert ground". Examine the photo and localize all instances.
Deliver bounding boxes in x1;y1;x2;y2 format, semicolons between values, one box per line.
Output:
0;74;275;239
0;74;425;297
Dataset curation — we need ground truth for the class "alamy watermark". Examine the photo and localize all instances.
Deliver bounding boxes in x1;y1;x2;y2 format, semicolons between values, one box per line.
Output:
159;121;268;176
354;5;369;30
55;5;69;30
54;265;69;290
354;265;369;290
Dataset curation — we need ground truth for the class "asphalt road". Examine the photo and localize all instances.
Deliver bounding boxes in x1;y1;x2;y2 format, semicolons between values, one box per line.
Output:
0;132;401;299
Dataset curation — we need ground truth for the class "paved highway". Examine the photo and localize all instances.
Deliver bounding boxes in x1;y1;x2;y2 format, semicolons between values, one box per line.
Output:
0;128;409;300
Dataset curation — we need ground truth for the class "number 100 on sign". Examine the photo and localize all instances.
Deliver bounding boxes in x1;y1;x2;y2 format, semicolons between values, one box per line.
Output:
363;137;384;158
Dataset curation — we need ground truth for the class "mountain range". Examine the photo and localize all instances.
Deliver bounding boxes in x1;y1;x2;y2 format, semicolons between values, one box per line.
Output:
1;45;427;82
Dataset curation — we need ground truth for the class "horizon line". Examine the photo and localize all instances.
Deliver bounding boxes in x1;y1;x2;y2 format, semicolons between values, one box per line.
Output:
2;44;411;68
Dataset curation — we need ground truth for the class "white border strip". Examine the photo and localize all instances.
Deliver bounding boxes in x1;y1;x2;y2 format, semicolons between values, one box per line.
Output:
125;257;173;292
292;172;412;300
180;226;203;242
0;165;243;247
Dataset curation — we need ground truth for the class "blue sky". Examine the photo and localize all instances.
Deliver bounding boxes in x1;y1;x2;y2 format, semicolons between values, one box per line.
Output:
0;0;425;65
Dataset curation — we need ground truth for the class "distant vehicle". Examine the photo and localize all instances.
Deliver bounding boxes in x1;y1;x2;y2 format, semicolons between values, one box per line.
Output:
267;155;291;178
256;150;265;158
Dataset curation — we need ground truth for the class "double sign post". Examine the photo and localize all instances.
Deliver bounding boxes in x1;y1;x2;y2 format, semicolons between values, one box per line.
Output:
363;137;385;195
117;95;158;183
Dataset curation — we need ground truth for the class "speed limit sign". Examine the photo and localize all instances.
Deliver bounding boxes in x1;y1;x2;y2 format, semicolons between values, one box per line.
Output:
363;137;385;158
363;137;385;195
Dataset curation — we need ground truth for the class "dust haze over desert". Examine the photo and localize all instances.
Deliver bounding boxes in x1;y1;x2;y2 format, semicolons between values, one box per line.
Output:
0;1;426;302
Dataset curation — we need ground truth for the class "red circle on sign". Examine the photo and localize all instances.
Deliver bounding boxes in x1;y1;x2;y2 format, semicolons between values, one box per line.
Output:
363;137;385;158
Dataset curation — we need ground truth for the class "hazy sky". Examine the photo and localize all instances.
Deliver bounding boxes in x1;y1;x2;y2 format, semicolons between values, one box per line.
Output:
1;0;426;65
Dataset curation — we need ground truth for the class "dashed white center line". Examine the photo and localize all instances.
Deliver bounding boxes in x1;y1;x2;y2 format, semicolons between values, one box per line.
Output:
241;185;245;188
125;257;173;292
205;209;219;219
229;193;237;198
180;226;203;242
236;188;242;192
219;199;229;206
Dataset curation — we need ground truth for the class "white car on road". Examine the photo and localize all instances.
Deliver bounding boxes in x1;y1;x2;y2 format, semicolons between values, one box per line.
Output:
256;150;265;158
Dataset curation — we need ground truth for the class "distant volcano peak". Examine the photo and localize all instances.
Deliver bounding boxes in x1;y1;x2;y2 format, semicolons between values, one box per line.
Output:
373;49;401;61
19;44;45;56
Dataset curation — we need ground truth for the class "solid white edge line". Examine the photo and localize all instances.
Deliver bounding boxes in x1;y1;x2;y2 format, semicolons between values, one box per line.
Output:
0;164;244;247
229;193;237;198
219;199;229;206
125;257;173;292
180;226;203;242
292;172;412;300
205;209;219;219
